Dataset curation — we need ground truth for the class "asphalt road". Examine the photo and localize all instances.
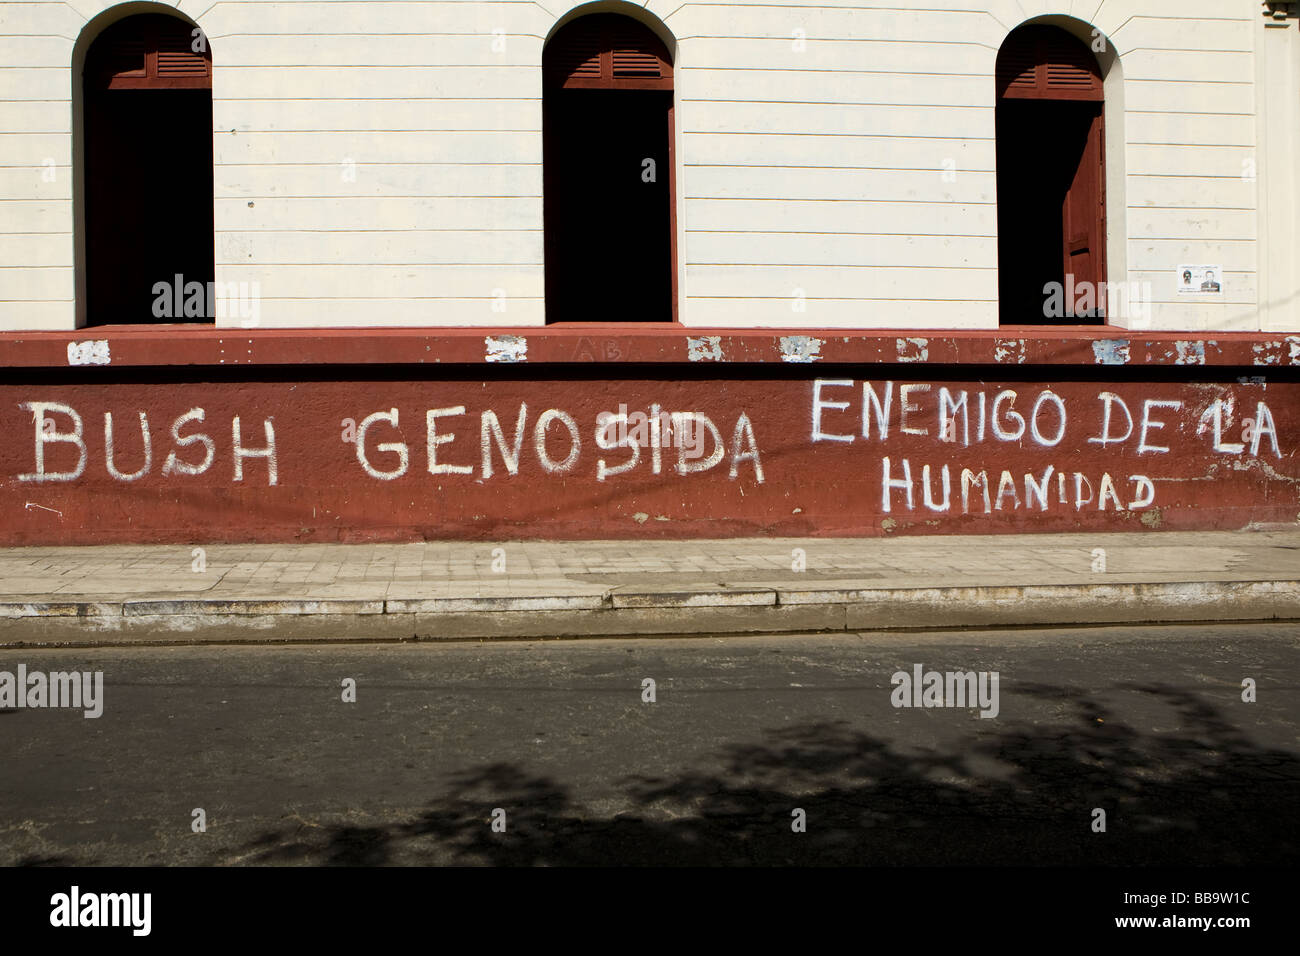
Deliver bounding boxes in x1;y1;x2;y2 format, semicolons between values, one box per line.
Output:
1;623;1296;866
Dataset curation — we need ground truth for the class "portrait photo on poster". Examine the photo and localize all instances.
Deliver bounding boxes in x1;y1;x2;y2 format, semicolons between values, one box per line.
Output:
1176;265;1224;294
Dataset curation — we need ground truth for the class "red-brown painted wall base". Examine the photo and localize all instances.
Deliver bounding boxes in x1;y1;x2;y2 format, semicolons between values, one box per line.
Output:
2;372;1297;544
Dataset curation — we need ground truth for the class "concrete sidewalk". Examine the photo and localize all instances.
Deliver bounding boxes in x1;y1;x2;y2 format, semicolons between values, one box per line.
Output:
2;531;1299;645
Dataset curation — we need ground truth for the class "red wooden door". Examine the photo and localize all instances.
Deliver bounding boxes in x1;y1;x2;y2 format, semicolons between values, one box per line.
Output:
1061;107;1106;306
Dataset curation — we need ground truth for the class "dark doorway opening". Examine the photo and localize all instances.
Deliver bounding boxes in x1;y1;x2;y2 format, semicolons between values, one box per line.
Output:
996;99;1105;324
995;24;1106;326
83;15;214;325
544;89;673;323
542;14;676;323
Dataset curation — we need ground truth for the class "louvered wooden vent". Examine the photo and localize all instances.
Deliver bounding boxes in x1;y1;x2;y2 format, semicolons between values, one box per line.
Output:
86;14;212;91
545;14;673;90
996;25;1102;100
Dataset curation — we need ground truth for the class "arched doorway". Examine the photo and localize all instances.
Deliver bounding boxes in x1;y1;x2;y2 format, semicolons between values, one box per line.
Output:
542;14;676;322
82;13;214;324
996;25;1106;325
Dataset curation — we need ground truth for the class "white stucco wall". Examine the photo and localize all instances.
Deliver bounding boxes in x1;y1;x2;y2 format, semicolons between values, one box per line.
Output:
0;0;1295;331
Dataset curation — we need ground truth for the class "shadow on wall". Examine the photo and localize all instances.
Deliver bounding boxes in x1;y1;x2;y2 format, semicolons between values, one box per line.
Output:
20;683;1298;867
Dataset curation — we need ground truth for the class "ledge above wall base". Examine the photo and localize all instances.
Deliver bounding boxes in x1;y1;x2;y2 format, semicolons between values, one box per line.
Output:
2;324;1299;370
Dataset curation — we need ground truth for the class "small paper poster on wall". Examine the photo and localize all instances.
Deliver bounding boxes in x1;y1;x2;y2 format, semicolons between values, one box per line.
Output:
1177;265;1223;294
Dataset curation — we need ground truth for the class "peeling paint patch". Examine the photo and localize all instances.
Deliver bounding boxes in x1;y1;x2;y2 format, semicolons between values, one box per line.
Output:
1173;340;1206;365
993;338;1026;364
1230;458;1300;485
485;335;527;363
687;335;724;362
67;340;110;366
1288;335;1300;365
1092;339;1130;365
896;337;929;363
779;335;823;363
632;512;649;524
880;518;897;532
1252;340;1282;366
1139;508;1162;529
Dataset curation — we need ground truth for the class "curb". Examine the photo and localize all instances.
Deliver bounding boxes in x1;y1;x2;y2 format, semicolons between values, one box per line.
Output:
0;579;1297;646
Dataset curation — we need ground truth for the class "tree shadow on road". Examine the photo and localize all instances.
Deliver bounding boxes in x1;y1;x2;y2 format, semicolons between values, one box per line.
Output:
218;682;1299;865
